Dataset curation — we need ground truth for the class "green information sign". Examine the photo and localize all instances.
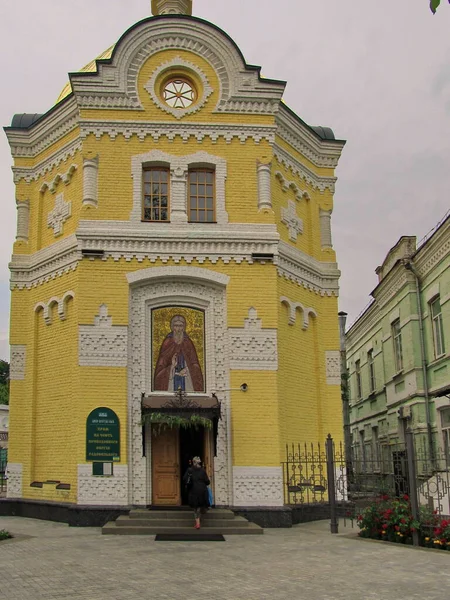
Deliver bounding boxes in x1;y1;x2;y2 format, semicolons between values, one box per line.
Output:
86;407;120;462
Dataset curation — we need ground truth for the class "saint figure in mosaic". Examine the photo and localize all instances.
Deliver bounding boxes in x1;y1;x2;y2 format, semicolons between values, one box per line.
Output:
154;314;204;392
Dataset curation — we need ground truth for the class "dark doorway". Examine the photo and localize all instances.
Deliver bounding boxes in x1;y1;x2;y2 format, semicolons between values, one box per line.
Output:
179;427;205;505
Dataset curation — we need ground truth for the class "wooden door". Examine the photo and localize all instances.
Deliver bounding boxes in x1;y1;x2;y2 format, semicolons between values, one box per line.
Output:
152;427;180;506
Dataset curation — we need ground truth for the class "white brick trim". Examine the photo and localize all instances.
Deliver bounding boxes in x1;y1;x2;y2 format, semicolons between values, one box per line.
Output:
77;464;129;506
131;150;228;225
228;308;278;371
6;463;22;498
232;467;284;507
10;345;26;380
144;57;213;119
79;305;128;367
128;267;231;506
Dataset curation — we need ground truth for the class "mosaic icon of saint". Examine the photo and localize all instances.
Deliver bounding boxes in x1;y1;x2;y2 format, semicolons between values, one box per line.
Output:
154;315;204;392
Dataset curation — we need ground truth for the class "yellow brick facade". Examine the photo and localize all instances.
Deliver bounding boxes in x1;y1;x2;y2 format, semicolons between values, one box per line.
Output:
5;6;345;509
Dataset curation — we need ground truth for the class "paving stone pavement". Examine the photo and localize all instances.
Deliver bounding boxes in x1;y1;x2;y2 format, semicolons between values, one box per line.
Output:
0;516;449;600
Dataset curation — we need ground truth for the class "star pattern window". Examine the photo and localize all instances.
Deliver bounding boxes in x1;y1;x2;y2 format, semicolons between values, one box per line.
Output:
162;78;196;109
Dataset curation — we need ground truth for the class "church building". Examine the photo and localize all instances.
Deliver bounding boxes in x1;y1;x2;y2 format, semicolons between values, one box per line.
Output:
4;0;345;520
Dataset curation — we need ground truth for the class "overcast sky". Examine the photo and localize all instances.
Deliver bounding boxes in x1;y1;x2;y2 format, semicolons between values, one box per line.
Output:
0;0;449;361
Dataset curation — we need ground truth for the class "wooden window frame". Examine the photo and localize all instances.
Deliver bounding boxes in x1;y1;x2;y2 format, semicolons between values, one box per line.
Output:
188;168;216;224
142;167;170;223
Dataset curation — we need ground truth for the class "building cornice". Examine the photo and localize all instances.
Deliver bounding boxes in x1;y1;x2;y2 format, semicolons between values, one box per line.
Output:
76;221;280;264
277;241;340;296
9;235;79;290
79;119;276;145
12;138;83;184
414;217;450;278
345;302;380;349
273;145;337;193
5;100;79;159
9;223;340;297
276;106;345;169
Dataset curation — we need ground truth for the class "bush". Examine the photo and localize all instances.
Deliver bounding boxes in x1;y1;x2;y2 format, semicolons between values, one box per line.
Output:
0;529;11;541
355;495;450;549
357;494;419;544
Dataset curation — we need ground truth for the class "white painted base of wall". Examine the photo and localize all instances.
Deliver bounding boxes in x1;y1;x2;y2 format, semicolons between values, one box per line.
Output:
5;463;22;498
232;466;284;507
77;464;129;506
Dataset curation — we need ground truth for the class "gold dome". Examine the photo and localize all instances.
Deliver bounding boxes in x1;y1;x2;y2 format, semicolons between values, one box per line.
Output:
55;45;115;105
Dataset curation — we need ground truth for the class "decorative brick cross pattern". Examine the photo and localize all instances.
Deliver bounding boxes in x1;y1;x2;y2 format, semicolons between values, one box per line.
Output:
281;200;303;242
48;193;71;236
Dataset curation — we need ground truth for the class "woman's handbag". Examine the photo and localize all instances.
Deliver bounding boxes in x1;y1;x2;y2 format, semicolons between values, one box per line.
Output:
207;486;214;507
185;470;192;490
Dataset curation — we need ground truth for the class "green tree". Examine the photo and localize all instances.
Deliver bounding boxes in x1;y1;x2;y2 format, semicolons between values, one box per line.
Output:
0;385;8;406
0;361;9;405
431;0;450;13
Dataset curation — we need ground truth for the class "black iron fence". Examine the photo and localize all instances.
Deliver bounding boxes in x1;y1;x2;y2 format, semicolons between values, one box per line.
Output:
0;447;7;494
282;431;450;542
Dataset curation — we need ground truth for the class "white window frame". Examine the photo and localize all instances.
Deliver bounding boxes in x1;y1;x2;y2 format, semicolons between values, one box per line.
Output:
430;296;445;359
442;408;450;464
131;150;228;225
368;349;376;393
392;319;403;373
355;359;362;400
371;426;380;470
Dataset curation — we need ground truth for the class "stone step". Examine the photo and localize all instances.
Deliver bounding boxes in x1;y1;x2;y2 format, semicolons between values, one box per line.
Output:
128;509;235;520
102;522;263;535
115;515;250;527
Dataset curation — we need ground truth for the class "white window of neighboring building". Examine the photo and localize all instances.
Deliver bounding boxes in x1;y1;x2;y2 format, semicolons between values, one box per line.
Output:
368;349;376;393
360;430;366;472
355;360;362;400
430;296;445;359
442;408;450;463
372;426;380;470
392;319;403;372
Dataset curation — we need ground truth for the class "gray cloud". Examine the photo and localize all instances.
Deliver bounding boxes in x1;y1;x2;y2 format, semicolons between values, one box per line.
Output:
0;0;449;355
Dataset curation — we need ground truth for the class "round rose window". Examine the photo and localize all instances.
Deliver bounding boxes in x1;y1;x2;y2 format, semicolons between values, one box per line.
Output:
162;78;196;109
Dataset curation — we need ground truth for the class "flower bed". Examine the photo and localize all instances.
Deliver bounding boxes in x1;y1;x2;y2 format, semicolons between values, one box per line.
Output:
355;495;450;550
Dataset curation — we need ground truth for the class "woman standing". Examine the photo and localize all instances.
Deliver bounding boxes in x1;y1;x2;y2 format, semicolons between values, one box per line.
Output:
183;456;210;529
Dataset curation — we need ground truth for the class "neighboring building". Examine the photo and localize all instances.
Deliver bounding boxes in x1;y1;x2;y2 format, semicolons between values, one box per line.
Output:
3;0;345;519
346;214;450;467
0;405;8;450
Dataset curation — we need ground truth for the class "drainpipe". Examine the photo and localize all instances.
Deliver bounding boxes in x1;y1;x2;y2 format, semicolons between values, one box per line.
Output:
338;312;352;467
404;261;434;463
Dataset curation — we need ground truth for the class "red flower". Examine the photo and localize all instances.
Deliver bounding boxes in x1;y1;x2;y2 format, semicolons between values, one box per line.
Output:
382;524;388;530
401;518;406;524
395;525;400;531
403;494;409;501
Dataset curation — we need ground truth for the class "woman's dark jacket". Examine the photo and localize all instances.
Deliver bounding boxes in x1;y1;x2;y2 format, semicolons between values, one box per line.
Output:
183;466;210;508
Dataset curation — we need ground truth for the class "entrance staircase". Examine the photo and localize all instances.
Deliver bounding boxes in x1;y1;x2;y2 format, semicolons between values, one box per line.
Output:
102;508;263;536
